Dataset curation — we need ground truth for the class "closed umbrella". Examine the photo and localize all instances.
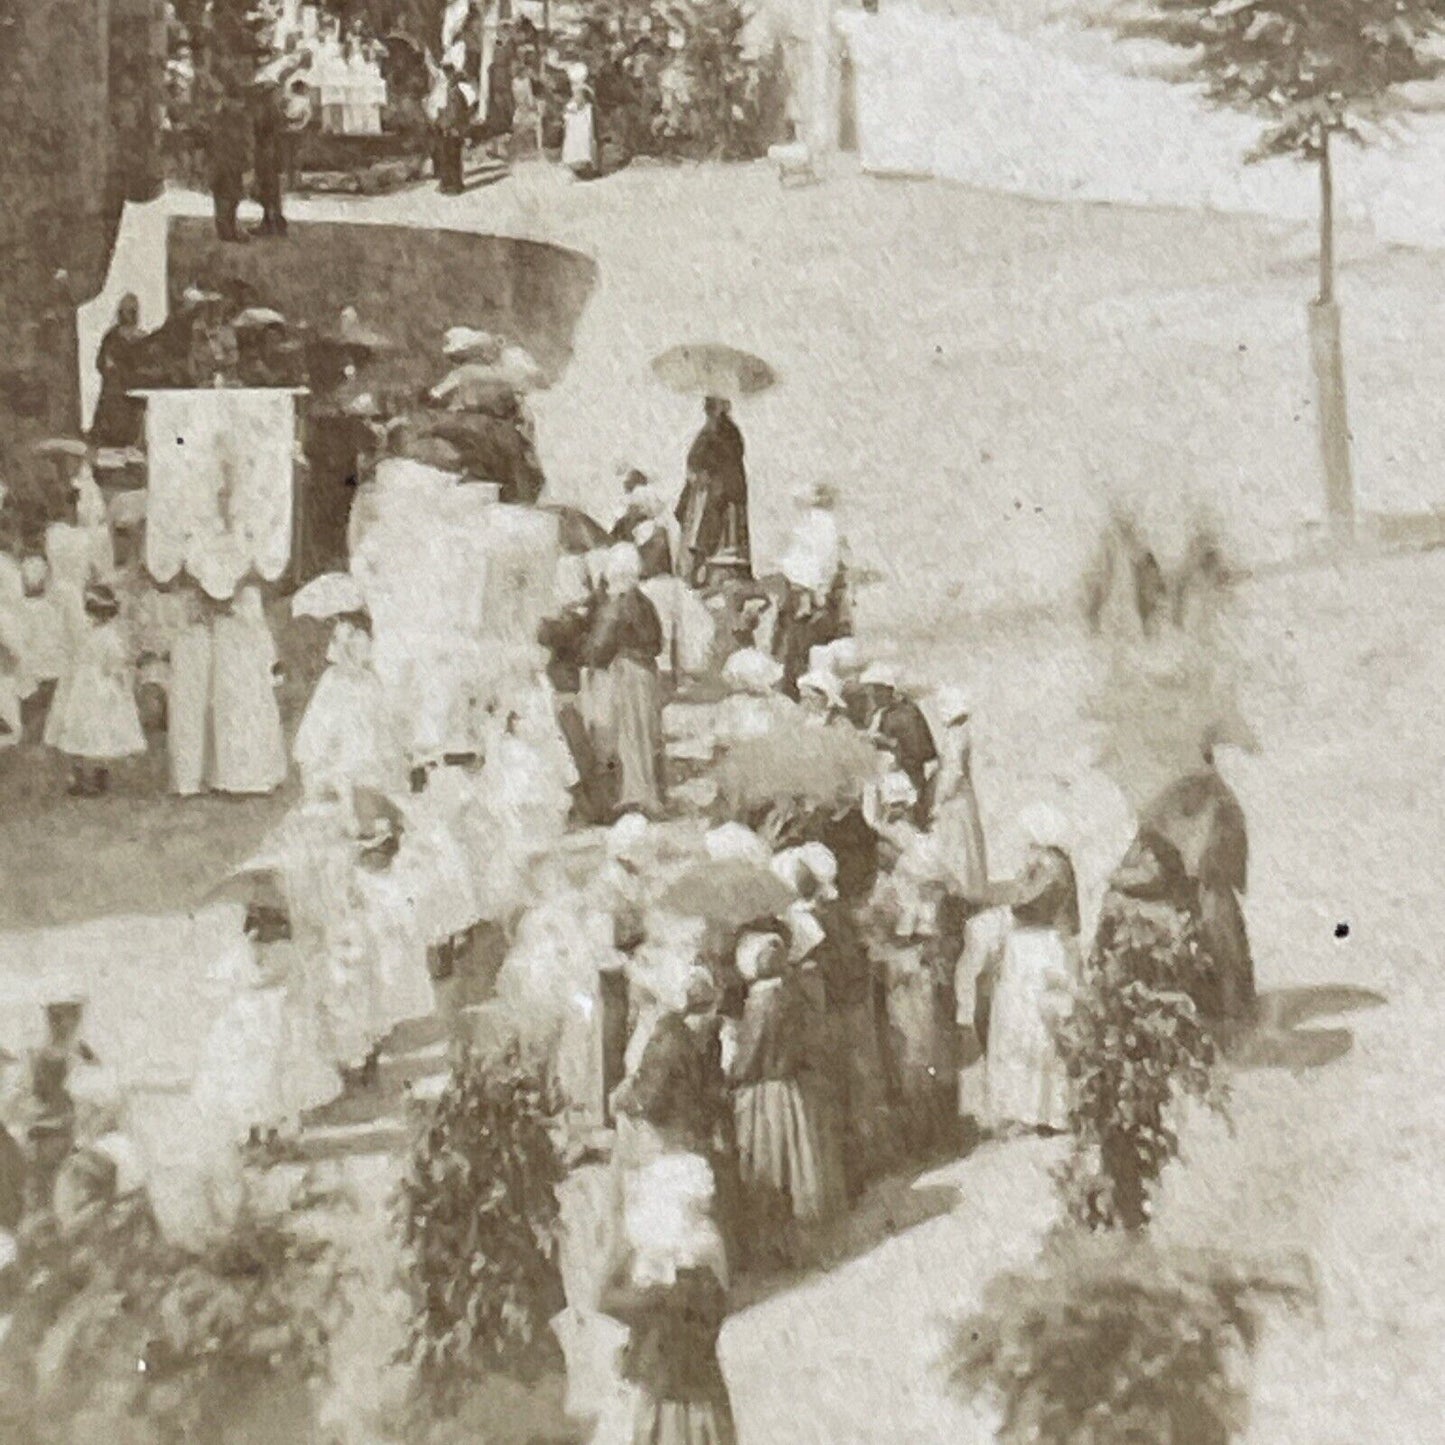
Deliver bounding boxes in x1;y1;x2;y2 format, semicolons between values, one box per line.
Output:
233;307;288;331
651;343;777;400
32;437;90;460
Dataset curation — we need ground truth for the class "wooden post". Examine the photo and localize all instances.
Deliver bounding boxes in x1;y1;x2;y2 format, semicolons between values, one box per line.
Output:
1311;133;1355;541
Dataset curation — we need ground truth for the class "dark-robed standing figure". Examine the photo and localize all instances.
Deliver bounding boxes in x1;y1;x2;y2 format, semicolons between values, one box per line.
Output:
208;90;251;242
91;295;146;447
676;396;749;585
1139;733;1256;1028
436;66;470;195
251;70;295;238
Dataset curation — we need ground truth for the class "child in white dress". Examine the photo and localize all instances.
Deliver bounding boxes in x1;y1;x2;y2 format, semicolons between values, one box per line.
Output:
45;582;145;795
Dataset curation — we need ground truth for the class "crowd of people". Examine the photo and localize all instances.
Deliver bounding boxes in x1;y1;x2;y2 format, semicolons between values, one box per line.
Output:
0;282;1260;1442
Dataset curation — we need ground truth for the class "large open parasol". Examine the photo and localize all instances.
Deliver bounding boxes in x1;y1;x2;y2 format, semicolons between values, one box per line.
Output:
711;718;884;819
659;859;793;928
651;344;777;400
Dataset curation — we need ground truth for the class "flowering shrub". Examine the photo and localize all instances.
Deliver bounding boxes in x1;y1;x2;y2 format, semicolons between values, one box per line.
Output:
395;1042;565;1417
1056;892;1225;1231
0;1178;347;1444
947;1234;1315;1445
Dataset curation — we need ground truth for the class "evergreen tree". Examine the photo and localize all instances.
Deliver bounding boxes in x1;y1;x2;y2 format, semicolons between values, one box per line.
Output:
1100;0;1445;537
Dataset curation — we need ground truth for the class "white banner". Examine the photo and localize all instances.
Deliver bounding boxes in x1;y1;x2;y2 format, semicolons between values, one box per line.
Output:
139;388;301;599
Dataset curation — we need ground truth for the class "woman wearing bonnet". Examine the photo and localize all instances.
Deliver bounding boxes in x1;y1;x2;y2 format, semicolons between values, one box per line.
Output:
585;543;665;819
595;1151;737;1445
981;802;1082;1136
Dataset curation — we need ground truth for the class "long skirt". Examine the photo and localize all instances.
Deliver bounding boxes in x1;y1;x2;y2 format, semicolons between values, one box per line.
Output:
678;486;750;584
593;1384;737;1445
1199;883;1255;1024
733;1078;837;1223
45;665;146;760
209;616;287;795
933;785;988;899
168;622;214;795
986;926;1077;1132
610;657;663;815
833;1000;893;1192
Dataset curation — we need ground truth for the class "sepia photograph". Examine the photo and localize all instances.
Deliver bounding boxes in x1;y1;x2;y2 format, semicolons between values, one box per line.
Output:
0;0;1440;1439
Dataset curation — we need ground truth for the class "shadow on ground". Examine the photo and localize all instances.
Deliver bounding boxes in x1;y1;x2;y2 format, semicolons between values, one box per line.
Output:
730;1162;962;1314
1229;984;1388;1072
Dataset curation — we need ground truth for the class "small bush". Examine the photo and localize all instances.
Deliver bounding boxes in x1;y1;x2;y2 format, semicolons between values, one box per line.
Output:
1056;890;1225;1232
395;1042;566;1418
947;1234;1315;1445
0;1178;347;1444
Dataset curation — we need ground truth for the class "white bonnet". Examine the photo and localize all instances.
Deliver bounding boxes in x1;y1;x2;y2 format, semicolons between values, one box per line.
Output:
605;542;643;588
798;842;838;895
607;811;651;860
878;770;918;811
723;647;784;696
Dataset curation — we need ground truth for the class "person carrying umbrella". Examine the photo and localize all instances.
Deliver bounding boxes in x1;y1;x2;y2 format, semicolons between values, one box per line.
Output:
676;396;749;587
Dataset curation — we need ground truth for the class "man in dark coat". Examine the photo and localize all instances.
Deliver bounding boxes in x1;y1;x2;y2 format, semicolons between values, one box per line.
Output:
436;67;469;195
251;76;291;237
676;396;749;585
208;91;251;242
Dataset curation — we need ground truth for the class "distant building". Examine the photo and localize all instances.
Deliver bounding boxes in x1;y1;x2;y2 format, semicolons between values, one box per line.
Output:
0;0;166;447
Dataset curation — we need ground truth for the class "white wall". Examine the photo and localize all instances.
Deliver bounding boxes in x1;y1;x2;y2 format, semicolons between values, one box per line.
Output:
76;194;171;433
838;7;1445;249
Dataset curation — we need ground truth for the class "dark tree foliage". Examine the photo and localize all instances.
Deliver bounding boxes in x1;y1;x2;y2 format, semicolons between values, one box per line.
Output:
0;1184;346;1444
395;1042;566;1417
559;0;788;161
947;1234;1316;1445
1103;0;1445;162
1055;891;1225;1231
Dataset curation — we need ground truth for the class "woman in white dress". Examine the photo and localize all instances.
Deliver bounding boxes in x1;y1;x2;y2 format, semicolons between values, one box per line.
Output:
42;463;115;718
984;804;1081;1135
928;686;988;898
209;585;287;795
562;66;600;178
293;614;404;817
